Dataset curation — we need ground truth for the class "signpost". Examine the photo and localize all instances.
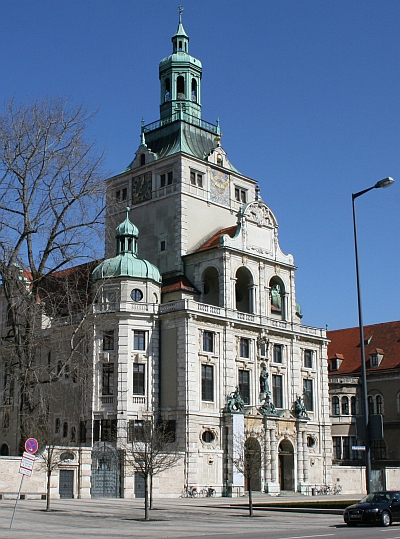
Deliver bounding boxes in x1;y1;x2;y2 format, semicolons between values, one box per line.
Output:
10;438;38;529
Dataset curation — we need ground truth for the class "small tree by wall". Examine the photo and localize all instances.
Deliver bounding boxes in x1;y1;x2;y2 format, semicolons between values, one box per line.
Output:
124;419;181;521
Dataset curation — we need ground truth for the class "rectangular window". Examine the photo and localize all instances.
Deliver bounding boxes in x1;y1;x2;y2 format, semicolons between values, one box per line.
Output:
134;330;146;350
160;173;166;187
167;171;173;185
160;240;166;251
133;364;145;395
203;331;214;353
102;363;114;395
304;350;313;369
201;364;214;402
239;337;250;358
101;418;117;442
342;437;350;460
273;344;283;363
128;419;150;442
303;379;314;411
190;171;196;185
197;173;203;187
103;331;114;351
272;374;283;408
238;369;250;405
235;187;247;203
333;436;341;459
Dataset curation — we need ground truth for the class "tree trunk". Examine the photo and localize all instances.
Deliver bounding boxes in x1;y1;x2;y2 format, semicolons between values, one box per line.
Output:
144;474;149;521
149;473;153;509
248;476;253;517
46;469;51;511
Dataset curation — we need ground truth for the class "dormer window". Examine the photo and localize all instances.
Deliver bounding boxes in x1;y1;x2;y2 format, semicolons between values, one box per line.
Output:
329;354;344;372
369;349;384;367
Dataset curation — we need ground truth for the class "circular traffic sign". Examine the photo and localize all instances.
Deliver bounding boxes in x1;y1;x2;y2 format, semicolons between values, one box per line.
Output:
25;438;38;454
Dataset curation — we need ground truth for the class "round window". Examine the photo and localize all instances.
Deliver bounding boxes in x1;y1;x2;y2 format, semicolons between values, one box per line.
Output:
202;430;215;444
130;289;143;302
307;436;316;448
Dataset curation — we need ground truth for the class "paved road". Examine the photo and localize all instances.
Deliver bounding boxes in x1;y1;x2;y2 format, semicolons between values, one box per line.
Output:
1;495;398;539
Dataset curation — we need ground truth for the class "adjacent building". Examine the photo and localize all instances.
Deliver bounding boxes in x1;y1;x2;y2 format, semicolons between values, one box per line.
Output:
328;321;400;491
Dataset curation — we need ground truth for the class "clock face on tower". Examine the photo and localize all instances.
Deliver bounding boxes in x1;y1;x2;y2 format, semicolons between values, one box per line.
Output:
132;172;152;204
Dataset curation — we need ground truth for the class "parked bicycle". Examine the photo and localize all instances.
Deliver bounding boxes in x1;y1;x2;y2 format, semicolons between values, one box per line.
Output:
181;486;198;498
199;486;216;497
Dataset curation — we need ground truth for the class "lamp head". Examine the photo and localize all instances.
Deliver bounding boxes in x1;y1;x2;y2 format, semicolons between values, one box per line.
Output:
374;177;394;189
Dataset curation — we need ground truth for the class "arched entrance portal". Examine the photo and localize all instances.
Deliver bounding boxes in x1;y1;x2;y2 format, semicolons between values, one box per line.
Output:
244;437;261;492
278;439;294;491
91;442;122;498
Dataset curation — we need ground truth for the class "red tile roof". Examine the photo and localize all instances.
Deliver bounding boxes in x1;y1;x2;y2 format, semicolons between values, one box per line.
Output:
196;226;237;253
327;321;400;375
161;275;199;294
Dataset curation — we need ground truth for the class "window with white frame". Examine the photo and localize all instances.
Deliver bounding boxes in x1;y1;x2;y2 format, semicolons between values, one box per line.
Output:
238;369;250;405
203;331;214;353
304;349;313;369
201;364;214;402
239;337;250;358
133;330;146;351
273;344;283;363
133;364;145;395
303;379;314;411
272;374;283;408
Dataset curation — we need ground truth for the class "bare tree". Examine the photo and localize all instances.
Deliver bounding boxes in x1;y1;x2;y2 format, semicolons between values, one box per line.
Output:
231;432;263;517
124;419;181;521
0;97;105;451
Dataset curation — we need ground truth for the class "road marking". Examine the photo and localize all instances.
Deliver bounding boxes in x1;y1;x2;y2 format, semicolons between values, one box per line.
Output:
279;535;335;539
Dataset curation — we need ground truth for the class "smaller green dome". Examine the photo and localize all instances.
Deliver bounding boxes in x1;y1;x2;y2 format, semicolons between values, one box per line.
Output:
92;255;161;283
116;213;138;237
92;208;161;284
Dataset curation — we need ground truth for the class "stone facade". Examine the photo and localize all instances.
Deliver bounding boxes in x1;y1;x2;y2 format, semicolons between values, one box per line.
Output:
0;12;333;498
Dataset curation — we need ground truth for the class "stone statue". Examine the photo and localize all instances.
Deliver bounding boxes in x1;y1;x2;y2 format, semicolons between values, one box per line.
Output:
270;284;282;310
258;393;278;417
294;395;309;419
260;365;270;395
227;386;245;413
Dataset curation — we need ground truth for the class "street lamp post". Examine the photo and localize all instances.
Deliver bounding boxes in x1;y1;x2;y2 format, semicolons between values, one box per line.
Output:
352;177;394;494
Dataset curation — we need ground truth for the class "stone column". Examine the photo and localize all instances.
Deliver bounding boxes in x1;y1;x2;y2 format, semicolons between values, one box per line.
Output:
297;426;303;490
271;426;277;484
303;430;309;484
264;427;271;484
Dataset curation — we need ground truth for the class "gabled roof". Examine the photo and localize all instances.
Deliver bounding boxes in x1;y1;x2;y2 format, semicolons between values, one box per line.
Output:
327;320;400;375
162;275;199;294
195;226;238;253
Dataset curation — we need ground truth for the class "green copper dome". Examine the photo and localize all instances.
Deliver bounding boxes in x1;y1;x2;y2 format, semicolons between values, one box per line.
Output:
92;208;161;284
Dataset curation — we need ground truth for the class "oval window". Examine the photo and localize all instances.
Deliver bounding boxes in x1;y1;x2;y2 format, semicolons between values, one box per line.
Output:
131;289;143;302
202;430;215;443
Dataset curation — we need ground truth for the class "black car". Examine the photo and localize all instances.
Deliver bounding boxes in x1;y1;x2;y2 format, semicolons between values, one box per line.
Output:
344;491;400;527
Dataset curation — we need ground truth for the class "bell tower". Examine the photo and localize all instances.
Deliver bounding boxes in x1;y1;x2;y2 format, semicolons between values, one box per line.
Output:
159;6;202;121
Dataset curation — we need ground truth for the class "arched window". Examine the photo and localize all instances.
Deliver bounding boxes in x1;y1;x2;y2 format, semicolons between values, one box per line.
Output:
368;396;374;415
177;76;185;100
63;422;68;438
3;412;9;429
341;396;349;415
165;78;171;101
351;396;357;415
191;78;197;102
376;394;383;415
332;396;340;415
235;267;253;314
55;418;61;433
70;426;76;443
0;443;9;456
202;267;220;307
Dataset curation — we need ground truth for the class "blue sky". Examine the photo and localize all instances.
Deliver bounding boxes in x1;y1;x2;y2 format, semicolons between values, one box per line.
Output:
1;0;399;330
